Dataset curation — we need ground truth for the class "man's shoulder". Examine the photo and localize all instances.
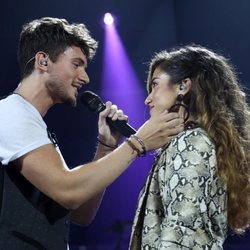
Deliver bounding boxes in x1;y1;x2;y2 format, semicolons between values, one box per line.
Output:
0;94;39;120
0;94;22;111
0;94;47;136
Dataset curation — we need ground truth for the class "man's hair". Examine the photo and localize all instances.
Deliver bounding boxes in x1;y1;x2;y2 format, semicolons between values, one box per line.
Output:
18;17;98;79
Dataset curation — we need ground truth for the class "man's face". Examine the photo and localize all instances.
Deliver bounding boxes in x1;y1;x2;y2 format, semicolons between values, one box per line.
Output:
46;46;89;106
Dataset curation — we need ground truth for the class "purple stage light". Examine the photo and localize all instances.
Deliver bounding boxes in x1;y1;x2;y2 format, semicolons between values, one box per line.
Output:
100;15;155;236
87;15;158;249
103;13;114;25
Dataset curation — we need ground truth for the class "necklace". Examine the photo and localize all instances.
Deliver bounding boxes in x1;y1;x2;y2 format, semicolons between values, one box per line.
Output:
13;92;27;101
13;92;44;117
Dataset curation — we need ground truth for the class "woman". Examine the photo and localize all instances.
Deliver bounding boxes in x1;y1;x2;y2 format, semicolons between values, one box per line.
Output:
129;45;250;249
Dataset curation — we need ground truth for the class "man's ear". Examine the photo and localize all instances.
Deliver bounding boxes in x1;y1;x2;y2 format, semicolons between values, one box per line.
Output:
179;78;192;95
35;51;49;69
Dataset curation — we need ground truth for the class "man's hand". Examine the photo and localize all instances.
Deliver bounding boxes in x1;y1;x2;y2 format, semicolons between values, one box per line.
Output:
98;101;128;147
136;111;184;151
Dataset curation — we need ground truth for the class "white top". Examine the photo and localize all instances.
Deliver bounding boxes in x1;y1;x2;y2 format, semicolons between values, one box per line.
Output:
0;94;52;165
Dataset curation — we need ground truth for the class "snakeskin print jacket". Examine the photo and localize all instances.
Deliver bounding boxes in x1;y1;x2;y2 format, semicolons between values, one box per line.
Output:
130;127;227;250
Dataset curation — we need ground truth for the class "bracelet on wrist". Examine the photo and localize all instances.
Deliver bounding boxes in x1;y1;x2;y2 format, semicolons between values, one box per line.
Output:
131;135;146;156
126;135;146;157
97;137;118;149
125;138;141;156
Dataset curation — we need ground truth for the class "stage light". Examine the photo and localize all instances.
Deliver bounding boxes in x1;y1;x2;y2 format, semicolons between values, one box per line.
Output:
104;13;114;25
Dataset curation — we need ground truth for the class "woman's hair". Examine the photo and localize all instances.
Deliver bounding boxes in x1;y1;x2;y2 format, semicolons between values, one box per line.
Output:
18;17;98;79
147;45;250;233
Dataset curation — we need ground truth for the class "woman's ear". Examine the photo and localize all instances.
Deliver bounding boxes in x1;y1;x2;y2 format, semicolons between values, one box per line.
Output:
179;78;192;95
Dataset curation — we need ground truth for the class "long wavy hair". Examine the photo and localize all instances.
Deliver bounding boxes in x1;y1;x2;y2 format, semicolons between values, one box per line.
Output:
147;45;250;234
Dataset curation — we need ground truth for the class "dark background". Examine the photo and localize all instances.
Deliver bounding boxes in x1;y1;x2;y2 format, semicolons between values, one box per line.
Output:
0;0;249;249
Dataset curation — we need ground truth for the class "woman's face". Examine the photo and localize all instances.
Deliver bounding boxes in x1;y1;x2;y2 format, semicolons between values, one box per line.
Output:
145;66;179;118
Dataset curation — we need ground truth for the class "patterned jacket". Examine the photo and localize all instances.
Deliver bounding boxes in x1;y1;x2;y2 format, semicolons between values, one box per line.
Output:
130;127;227;249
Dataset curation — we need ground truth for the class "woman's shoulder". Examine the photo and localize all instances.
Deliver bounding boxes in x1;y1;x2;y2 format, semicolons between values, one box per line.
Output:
178;126;212;142
156;126;218;178
171;126;215;153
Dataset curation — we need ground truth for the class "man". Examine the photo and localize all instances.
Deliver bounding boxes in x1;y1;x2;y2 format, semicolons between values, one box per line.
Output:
0;17;184;249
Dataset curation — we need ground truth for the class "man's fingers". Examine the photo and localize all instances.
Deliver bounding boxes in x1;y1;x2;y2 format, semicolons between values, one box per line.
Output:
178;105;186;120
165;117;184;128
158;111;180;122
166;125;185;136
99;101;128;121
112;109;128;121
155;112;184;126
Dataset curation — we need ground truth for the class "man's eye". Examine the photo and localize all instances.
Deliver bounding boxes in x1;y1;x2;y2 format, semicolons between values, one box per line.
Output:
73;63;80;67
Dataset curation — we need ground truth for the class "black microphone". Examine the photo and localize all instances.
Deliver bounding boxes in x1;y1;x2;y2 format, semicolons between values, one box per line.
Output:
80;91;136;137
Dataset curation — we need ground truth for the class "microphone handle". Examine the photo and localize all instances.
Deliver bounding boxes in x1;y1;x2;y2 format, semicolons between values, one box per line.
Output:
106;117;136;137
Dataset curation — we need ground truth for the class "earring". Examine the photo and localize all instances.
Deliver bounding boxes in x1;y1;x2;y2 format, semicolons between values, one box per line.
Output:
40;59;48;66
169;94;189;122
179;81;186;91
177;94;184;102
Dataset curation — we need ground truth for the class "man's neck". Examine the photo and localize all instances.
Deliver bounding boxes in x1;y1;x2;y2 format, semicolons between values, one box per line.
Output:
15;75;54;117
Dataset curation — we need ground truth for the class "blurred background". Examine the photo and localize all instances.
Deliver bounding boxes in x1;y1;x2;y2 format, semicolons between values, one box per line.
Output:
1;0;250;249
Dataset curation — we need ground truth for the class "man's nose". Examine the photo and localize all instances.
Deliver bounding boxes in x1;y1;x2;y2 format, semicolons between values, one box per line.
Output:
79;70;90;85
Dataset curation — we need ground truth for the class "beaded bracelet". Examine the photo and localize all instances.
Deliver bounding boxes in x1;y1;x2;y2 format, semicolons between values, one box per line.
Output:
97;137;118;149
130;135;146;156
126;136;146;157
125;138;141;156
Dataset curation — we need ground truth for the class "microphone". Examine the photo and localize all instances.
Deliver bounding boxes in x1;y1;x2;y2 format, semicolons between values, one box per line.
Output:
80;91;136;137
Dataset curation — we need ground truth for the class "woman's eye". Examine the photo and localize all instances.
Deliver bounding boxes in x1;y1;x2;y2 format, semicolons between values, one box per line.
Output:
152;82;158;88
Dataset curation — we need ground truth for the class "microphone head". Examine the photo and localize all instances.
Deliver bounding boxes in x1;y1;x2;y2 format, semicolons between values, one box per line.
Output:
80;91;105;112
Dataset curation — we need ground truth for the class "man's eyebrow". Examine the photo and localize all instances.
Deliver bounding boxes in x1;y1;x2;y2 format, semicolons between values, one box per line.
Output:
73;58;84;63
73;57;87;66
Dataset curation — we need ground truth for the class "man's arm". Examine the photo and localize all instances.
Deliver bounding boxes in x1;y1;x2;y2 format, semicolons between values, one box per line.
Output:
70;141;114;226
14;138;137;210
13;110;183;224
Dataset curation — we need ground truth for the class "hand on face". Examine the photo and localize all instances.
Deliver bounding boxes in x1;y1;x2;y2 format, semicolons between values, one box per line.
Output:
176;103;188;122
98;101;128;147
136;110;184;151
